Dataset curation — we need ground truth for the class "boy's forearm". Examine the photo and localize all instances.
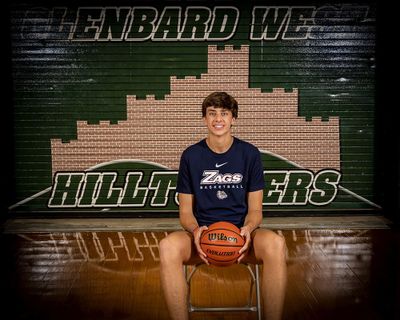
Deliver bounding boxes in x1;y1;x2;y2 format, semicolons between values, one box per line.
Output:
243;210;263;232
179;208;199;233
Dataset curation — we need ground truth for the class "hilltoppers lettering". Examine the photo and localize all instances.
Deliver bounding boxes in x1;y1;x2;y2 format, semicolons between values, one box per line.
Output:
48;168;341;208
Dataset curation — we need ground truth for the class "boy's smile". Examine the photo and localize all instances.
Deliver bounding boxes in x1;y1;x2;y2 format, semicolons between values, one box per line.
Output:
204;107;235;137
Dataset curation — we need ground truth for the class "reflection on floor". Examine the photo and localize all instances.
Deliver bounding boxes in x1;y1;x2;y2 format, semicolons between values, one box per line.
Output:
1;228;399;319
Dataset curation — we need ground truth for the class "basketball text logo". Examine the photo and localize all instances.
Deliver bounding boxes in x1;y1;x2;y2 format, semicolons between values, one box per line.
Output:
208;232;238;243
206;249;235;257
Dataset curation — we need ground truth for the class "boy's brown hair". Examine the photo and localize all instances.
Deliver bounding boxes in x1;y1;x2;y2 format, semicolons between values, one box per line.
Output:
202;92;238;118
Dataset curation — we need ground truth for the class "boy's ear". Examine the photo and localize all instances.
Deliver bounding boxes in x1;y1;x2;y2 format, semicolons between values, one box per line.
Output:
229;117;236;128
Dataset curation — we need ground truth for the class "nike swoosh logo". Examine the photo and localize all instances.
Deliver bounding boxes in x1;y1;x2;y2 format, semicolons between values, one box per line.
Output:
215;162;228;168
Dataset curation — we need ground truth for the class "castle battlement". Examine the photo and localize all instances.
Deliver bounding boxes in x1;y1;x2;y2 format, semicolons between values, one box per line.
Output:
51;45;340;175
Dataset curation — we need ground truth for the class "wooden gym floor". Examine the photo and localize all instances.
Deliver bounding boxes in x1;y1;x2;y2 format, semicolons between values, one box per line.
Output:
1;215;399;320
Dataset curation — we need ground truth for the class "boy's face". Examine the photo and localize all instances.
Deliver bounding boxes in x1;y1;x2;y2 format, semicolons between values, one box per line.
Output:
203;106;235;137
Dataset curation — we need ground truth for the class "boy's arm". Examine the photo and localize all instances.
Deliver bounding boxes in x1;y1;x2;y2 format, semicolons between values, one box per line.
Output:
243;189;263;232
238;189;263;262
178;192;209;264
178;193;198;233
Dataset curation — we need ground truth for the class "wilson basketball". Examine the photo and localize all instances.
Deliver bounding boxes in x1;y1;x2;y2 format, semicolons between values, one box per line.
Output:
200;221;245;267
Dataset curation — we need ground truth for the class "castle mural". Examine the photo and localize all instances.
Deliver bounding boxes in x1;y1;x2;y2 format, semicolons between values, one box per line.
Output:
51;46;340;174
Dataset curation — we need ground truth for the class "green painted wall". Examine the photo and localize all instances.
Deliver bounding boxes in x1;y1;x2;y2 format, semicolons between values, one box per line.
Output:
7;1;380;215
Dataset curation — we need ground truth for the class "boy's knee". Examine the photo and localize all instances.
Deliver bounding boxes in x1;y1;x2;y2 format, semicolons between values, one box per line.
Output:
276;234;287;260
159;233;186;264
258;231;287;262
159;237;169;256
159;236;175;260
274;233;286;252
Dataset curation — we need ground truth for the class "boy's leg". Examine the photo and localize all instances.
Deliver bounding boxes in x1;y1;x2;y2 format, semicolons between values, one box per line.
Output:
243;229;287;320
159;231;201;320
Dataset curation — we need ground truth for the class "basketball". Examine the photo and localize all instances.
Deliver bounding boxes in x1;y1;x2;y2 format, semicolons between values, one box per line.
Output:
200;221;245;267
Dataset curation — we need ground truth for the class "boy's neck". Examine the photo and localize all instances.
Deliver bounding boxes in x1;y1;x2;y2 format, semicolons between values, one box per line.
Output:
206;135;234;154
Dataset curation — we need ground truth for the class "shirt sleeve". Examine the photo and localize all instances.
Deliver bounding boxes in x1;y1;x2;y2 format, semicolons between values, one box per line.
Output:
248;149;265;192
176;151;194;194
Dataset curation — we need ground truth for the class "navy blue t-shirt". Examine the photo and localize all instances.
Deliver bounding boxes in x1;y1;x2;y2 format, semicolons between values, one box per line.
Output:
176;137;265;228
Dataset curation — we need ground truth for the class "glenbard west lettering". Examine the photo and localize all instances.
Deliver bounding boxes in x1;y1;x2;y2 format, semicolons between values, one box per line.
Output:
21;5;373;41
48;169;341;208
22;6;240;41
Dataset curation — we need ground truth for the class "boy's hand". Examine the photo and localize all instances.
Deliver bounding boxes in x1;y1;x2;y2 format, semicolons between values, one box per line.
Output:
237;225;252;263
193;226;209;265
